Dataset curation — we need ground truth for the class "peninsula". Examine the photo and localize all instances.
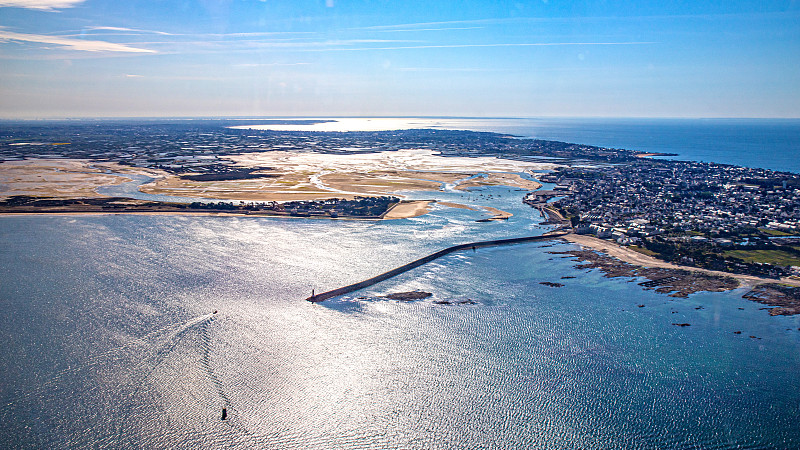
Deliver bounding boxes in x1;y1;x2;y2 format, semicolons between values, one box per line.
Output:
2;119;799;312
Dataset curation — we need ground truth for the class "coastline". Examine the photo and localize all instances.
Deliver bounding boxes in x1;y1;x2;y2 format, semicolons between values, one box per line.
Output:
562;233;800;289
0;199;435;220
382;200;433;219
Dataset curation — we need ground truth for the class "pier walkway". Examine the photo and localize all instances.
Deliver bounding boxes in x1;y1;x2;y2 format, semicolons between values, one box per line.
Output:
306;230;569;302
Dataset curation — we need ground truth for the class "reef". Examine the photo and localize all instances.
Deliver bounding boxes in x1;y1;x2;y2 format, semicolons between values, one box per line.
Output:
385;291;433;301
550;250;738;298
742;283;800;316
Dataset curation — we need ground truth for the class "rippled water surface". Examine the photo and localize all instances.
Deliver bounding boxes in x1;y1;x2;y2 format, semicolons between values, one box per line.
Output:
2;183;799;448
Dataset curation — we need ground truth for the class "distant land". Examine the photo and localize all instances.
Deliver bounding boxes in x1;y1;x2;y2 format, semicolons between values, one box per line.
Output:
1;119;799;313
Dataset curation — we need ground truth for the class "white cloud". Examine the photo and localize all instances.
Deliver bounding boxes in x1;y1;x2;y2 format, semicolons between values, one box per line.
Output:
86;26;173;36
315;41;657;52
0;30;156;53
372;27;484;33
0;0;85;10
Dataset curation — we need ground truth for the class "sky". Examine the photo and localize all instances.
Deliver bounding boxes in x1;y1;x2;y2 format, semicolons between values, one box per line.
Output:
0;0;799;118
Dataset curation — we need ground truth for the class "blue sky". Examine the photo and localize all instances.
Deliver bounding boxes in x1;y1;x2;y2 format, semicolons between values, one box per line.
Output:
1;0;798;118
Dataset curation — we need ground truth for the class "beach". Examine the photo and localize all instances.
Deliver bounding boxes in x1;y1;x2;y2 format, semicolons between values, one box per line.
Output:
382;200;433;219
563;233;800;288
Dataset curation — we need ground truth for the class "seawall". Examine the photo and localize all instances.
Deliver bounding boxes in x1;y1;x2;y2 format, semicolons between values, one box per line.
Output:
306;231;569;302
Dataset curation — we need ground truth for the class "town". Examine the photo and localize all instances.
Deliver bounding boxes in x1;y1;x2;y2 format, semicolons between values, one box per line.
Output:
538;159;800;278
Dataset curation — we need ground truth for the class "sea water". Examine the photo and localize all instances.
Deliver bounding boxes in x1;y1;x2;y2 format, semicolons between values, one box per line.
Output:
428;117;800;174
1;119;799;448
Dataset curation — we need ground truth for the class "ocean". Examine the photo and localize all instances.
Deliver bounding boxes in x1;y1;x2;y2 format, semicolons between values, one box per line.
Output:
464;118;800;174
1;119;799;448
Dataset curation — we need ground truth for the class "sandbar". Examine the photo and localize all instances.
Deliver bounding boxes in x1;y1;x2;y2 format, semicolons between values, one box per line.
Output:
0;159;133;199
455;173;542;191
437;202;477;211
383;201;433;219
482;206;513;220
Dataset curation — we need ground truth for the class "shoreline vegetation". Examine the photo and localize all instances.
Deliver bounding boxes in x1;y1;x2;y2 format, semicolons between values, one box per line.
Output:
0;195;435;220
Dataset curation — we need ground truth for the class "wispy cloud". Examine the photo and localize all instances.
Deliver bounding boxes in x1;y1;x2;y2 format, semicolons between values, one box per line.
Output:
0;30;155;52
356;18;500;30
356;11;800;31
315;41;657;52
0;0;84;11
85;26;173;36
395;67;503;72
371;26;484;33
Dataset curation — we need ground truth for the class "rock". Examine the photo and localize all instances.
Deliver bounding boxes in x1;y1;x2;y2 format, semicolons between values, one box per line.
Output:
539;282;565;288
385;291;432;301
734;331;742;334
672;323;691;327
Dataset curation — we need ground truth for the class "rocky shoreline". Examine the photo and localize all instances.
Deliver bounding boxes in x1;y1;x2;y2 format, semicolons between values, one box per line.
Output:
742;284;800;316
552;248;800;315
550;249;739;298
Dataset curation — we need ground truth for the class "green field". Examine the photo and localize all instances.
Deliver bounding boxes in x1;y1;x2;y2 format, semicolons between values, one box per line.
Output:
759;228;800;237
630;246;658;257
725;249;800;267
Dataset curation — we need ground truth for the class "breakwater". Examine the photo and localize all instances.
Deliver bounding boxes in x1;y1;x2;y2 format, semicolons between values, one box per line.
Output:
306;231;569;302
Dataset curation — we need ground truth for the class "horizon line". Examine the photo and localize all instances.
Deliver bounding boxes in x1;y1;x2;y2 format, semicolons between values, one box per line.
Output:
1;115;800;121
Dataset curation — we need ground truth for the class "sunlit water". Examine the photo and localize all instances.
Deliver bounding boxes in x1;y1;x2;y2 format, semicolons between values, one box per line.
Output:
2;119;800;448
2;181;799;448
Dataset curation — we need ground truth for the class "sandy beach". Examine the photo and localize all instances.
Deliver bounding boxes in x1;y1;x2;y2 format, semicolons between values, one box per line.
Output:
382;200;433;219
455;173;542;191
482;206;513;220
435;201;511;219
563;234;800;288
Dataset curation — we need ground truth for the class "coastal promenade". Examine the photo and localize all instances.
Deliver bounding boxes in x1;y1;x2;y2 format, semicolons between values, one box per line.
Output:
306;230;569;302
